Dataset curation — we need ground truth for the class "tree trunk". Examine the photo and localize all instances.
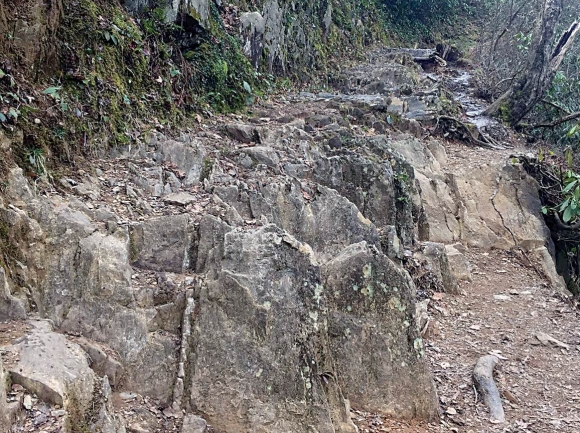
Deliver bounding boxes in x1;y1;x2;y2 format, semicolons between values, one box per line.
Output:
485;0;580;126
0;1;6;39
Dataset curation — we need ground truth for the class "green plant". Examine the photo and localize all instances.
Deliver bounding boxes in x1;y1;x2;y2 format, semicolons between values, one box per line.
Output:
26;148;48;177
556;169;580;223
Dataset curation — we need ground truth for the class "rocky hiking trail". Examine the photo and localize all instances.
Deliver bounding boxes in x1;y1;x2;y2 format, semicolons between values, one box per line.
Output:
1;48;580;433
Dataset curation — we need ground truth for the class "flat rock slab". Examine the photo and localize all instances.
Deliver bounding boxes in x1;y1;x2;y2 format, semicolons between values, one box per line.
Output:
164;192;197;206
6;321;95;410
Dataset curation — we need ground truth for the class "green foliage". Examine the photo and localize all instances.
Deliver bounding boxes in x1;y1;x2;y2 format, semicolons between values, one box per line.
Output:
380;0;465;37
0;0;261;168
532;59;580;147
558;170;580;223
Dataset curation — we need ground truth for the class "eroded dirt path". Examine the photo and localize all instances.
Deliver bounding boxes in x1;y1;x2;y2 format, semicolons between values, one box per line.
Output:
354;249;580;433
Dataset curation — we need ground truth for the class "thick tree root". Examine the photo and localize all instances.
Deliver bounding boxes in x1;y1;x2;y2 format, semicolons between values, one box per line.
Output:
473;355;506;423
436;115;505;150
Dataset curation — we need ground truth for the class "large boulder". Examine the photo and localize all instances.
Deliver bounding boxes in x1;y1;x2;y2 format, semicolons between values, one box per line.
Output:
189;224;438;431
323;242;439;419
7;321;96;421
391;135;551;251
189;225;354;433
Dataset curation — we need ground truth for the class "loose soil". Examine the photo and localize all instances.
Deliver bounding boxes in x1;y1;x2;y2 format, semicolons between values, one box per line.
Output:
355;247;580;433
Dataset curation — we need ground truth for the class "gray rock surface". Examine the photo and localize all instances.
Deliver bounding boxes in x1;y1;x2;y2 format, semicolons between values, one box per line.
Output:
131;214;192;273
240;12;265;69
323;242;439;418
417;242;459;294
0;266;27;320
0;357;10;432
0;42;565;433
7;321;96;414
182;414;207;433
190;225;340;433
445;244;472;282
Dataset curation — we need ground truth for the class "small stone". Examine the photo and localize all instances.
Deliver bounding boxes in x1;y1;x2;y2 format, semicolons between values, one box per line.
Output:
182;414;207;433
164;192;196;206
34;413;48;426
493;295;510;301
446;407;457;415
119;392;138;401
127;423;149;433
23;395;32;410
50;409;67;417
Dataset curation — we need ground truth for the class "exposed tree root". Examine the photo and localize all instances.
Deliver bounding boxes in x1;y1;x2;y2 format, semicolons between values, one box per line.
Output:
435;115;505;150
473;355;505;424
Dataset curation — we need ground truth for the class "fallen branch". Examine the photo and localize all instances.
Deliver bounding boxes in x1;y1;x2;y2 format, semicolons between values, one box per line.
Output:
473;355;505;424
541;99;571;115
532;110;580;129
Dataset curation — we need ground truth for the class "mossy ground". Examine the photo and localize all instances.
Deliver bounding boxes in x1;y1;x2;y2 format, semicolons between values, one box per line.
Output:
0;0;259;173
